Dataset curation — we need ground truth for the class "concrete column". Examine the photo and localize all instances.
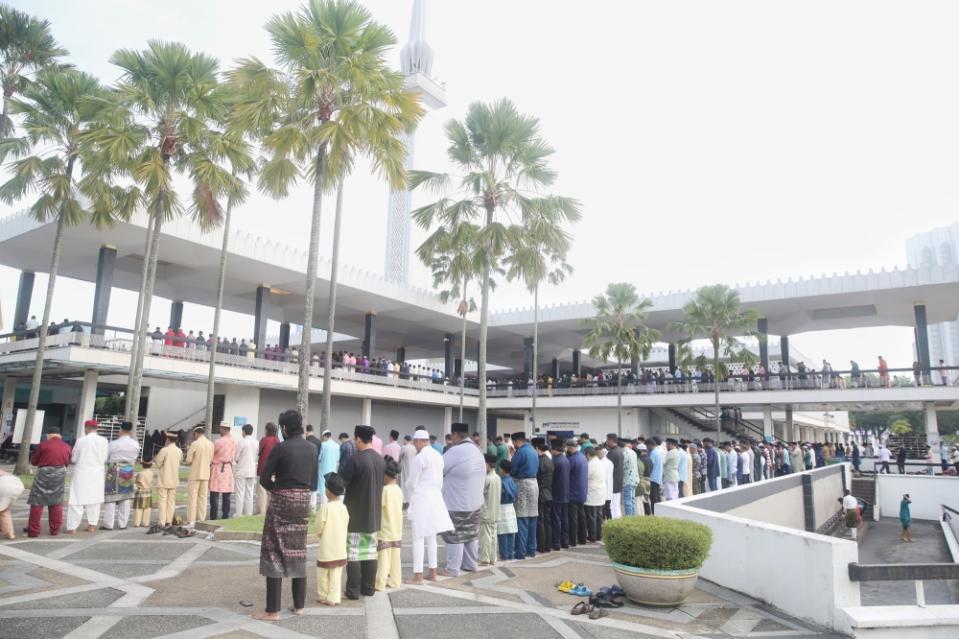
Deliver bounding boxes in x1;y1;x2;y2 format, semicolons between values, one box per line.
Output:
1;377;17;435
278;322;290;350
780;335;790;369
396;346;406;364
443;406;452;436
14;271;34;331
169;301;184;331
551;358;560;380
454;358;462;378
523;337;534;376
762;406;773;440
75;369;98;439
362;313;376;358
757;318;769;373
668;343;677;375
254;286;271;350
444;333;454;378
925;403;940;466
572;349;581;376
91;245;116;334
785;407;794;442
361;398;372;426
915;305;932;385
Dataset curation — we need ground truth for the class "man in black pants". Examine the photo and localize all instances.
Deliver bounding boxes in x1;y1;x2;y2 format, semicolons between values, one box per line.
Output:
340;425;386;599
532;437;553;552
549;439;569;549
566;439;588;546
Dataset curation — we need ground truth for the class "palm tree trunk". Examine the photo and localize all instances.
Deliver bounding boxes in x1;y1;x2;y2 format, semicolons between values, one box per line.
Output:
458;276;467;422
204;197;233;437
320;183;343;432
531;284;538;435
477;206;494;438
616;357;623;435
125;218;154;420
298;149;326;419
13;211;68;475
713;339;721;442
127;210;163;424
1;90;12;138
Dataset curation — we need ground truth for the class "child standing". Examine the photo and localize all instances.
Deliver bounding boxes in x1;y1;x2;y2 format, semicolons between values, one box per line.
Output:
480;454;502;565
133;461;155;528
375;457;403;591
316;473;349;606
497;459;518;561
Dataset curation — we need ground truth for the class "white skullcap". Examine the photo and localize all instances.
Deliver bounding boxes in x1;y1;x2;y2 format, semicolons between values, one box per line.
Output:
412;430;430;440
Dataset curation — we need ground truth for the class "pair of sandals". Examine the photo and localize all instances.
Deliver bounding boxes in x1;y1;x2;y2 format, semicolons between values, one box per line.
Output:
591;586;625;609
571;600;609;619
557;581;592;597
149;524;195;538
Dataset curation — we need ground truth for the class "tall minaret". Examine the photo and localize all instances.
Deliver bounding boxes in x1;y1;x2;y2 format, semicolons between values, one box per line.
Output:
384;0;446;285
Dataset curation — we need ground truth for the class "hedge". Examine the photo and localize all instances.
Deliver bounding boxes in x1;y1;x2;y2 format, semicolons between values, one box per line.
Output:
602;516;712;570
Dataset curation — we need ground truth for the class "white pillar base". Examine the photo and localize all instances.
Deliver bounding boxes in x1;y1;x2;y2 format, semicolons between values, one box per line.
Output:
361;398;372;426
75;369;98;439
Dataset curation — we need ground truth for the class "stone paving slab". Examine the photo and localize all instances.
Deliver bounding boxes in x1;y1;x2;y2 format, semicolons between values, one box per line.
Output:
396;611;563;639
100;614;214;639
276;613;366;637
0;615;91;637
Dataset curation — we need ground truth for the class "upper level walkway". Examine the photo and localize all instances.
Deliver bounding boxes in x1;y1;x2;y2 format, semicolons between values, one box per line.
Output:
2;330;956;415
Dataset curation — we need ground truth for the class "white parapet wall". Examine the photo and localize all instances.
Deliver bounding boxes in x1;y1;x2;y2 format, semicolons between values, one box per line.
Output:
656;466;860;631
875;474;959;520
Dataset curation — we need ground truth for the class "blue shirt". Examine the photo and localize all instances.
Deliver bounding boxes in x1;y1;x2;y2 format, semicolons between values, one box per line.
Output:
432;442;444;454
501;475;517;504
706;446;720;479
677;448;688;482
567;451;588;503
551;453;570;504
649;447;663;485
510;443;539;480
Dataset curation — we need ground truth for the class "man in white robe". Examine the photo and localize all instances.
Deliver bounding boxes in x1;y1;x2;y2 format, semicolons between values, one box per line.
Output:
234;424;258;516
404;430;453;584
101;421;140;530
399;434;416;505
66;420;109;533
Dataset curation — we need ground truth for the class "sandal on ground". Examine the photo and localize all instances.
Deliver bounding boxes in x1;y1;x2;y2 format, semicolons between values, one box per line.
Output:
146;525;162;535
588;607;609;620
176;527;195;538
556;580;574;593
570;584;592;597
571;601;591;616
590;593;624;609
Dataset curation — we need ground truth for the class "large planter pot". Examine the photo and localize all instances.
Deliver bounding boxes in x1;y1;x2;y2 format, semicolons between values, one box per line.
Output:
611;562;700;607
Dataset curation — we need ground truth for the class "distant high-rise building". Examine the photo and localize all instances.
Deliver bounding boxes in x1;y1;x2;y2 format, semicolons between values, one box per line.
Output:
907;223;959;367
383;0;446;286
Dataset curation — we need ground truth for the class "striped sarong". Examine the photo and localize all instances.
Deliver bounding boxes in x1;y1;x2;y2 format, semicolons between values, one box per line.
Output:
497;503;518;535
514;478;539;518
347;532;378;562
27;466;65;506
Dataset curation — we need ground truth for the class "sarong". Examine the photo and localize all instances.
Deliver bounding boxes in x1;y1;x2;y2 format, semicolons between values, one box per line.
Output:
497;503;518;535
27;466;66;506
133;487;153;510
845;509;858;529
440;509;480;544
104;463;135;503
259;488;311;578
347;532;378;562
377;539;402;551
514;478;539;518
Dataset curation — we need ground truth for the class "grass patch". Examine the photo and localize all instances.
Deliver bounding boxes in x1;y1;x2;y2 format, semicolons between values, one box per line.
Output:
212;512;318;535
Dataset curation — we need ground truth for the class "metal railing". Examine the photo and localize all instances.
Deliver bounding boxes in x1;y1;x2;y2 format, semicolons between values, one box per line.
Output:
848;561;959;608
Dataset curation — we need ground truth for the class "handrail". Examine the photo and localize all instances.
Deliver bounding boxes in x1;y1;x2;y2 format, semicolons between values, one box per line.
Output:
848;562;959;581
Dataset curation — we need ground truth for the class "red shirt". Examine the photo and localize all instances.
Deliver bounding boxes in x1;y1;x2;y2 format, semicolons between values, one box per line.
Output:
31;437;72;467
258;435;280;476
174;329;186;347
164;330;175;346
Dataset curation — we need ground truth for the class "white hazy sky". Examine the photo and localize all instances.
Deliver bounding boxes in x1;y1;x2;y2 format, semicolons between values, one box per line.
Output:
2;0;956;369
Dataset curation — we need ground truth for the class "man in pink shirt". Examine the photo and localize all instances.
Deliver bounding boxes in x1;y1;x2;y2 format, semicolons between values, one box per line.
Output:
383;429;402;463
372;432;384;456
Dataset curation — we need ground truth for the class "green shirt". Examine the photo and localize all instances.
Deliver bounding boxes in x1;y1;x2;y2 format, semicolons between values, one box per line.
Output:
496;443;509;462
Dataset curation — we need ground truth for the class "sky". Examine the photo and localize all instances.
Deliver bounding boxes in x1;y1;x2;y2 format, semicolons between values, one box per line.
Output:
2;0;957;368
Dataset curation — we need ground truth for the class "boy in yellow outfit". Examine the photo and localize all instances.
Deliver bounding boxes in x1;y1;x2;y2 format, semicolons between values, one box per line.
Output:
316;472;349;606
375;457;403;590
133;461;155;527
153;431;183;530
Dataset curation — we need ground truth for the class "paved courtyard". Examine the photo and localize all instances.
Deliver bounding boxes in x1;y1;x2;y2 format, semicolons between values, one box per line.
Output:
0;490;841;639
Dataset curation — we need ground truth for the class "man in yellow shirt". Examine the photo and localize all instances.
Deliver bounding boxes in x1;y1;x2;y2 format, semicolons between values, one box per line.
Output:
185;424;214;527
152;431;183;530
316;473;349;606
375;457;403;590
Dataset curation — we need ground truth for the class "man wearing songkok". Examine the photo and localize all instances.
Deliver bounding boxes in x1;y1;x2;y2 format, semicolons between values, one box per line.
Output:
153;431;183;528
26;427;72;537
441;422;486;576
405;429;453;584
185;424;214;527
340;425;386;599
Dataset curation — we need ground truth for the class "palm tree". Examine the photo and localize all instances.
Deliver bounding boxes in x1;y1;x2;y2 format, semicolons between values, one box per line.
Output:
202;129;254;436
0;4;68;136
669;284;758;442
229;0;423;421
411;99;579;435
87;41;233;423
0;70;136;474
504;218;575;433
417;221;484;421
582;283;659;434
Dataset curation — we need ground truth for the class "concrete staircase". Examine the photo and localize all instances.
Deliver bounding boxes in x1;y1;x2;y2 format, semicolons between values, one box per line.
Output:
851;475;876;520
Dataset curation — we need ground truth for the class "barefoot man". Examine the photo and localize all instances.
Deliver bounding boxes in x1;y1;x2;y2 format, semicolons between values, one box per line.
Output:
404;428;453;584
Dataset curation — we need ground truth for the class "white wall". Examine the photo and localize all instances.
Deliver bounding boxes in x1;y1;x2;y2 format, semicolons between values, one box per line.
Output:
528;407;643;439
812;470;846;528
221;384;260;429
144;378;207;432
657;467;861;630
371;402;473;436
726;484;806;530
876;475;959;520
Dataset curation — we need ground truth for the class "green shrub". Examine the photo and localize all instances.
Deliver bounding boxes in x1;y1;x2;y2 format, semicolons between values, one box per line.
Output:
603;516;712;570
